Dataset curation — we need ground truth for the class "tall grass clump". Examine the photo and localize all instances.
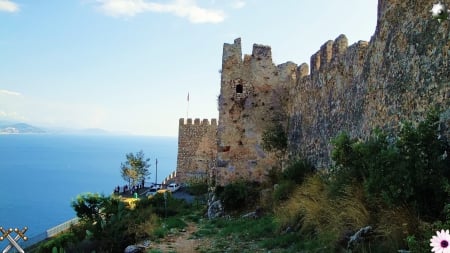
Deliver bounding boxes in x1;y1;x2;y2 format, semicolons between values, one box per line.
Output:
271;158;315;206
275;174;369;248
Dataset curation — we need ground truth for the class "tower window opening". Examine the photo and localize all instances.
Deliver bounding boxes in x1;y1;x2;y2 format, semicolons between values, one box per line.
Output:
236;84;243;93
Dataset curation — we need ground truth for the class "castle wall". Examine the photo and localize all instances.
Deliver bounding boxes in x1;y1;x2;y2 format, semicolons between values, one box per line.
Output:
175;118;218;184
216;0;449;183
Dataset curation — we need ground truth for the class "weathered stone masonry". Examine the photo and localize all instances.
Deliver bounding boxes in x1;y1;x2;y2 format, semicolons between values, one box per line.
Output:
175;118;217;184
214;0;449;185
175;0;449;186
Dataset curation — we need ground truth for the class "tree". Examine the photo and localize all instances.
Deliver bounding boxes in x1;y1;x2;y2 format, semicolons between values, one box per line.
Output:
262;122;288;170
330;109;450;220
120;150;151;187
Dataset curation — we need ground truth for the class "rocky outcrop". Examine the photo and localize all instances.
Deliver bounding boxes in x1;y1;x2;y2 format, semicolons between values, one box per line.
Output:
207;193;224;219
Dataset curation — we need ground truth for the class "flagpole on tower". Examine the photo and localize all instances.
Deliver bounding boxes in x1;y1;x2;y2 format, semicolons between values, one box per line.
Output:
187;92;190;119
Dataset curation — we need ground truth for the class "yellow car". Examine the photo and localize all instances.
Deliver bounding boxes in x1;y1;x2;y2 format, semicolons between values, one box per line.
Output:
122;197;139;209
157;189;171;194
147;188;172;199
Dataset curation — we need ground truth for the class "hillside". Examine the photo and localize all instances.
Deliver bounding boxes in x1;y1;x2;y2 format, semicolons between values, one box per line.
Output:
0;123;46;134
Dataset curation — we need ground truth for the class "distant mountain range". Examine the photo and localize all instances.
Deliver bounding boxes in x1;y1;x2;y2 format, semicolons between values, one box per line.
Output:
0;122;112;135
0;122;46;134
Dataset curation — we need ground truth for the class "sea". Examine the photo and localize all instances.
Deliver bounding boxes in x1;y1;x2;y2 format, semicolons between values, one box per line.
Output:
0;134;177;248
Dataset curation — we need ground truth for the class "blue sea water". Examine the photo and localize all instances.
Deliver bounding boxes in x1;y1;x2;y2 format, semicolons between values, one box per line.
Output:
0;134;177;247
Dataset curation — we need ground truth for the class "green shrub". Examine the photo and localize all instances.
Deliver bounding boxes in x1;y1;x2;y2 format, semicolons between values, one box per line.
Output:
260;232;301;250
149;192;184;217
216;181;260;212
282;158;315;184
152;227;167;238
186;178;209;196
36;232;77;253
217;216;275;240
273;180;295;202
164;217;187;230
330;110;449;220
265;166;282;185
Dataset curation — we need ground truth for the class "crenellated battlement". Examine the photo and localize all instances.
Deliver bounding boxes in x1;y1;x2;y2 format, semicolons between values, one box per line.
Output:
176;117;218;185
223;34;369;85
333;34;348;56
252;43;272;61
222;38;243;71
309;35;368;75
179;118;217;126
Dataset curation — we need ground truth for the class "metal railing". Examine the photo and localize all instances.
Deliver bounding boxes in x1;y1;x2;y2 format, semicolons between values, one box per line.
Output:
18;217;79;250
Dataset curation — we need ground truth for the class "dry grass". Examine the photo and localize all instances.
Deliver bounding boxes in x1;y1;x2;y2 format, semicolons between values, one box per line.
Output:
132;213;161;240
374;205;419;250
275;174;370;246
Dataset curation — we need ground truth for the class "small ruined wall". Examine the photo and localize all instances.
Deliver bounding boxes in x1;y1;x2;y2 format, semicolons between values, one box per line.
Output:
176;118;218;183
215;0;449;183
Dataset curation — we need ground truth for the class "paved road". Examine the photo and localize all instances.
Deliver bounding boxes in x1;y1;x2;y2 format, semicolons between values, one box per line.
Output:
172;188;196;203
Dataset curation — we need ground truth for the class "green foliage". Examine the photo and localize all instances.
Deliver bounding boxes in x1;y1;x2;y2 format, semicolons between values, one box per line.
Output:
217;215;275;239
36;233;76;253
195;215;280;252
215;181;260;212
260;232;301;250
272;180;295;202
265;166;282;185
51;246;65;253
164;217;187;230
120;150;151;187
148;191;186;217
262;122;288;170
186;177;209;196
270;159;315;205
261;122;288;153
70;192;151;251
71;193;107;227
282;158;315;184
330;110;449;220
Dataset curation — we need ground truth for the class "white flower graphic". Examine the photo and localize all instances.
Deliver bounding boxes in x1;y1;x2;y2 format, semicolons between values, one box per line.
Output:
430;229;450;253
430;2;450;22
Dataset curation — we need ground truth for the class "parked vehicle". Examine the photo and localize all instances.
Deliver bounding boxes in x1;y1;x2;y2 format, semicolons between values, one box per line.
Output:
145;188;158;197
157;189;172;195
150;184;162;190
167;183;181;192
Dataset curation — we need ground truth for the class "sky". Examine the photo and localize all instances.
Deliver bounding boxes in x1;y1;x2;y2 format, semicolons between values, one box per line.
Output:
0;0;378;136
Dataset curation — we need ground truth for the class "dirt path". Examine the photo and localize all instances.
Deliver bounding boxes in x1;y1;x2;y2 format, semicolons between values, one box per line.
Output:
149;222;201;253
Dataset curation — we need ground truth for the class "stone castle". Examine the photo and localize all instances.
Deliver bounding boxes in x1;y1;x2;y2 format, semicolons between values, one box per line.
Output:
171;0;449;186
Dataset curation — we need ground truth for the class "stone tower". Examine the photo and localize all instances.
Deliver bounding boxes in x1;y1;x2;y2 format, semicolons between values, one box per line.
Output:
175;118;217;184
216;38;298;185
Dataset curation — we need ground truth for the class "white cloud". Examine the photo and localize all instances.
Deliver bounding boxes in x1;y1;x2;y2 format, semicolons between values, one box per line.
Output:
94;0;225;23
0;0;19;12
231;0;245;9
0;89;21;96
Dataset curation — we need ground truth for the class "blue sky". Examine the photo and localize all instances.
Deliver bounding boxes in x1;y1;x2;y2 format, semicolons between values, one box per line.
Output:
0;0;378;136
